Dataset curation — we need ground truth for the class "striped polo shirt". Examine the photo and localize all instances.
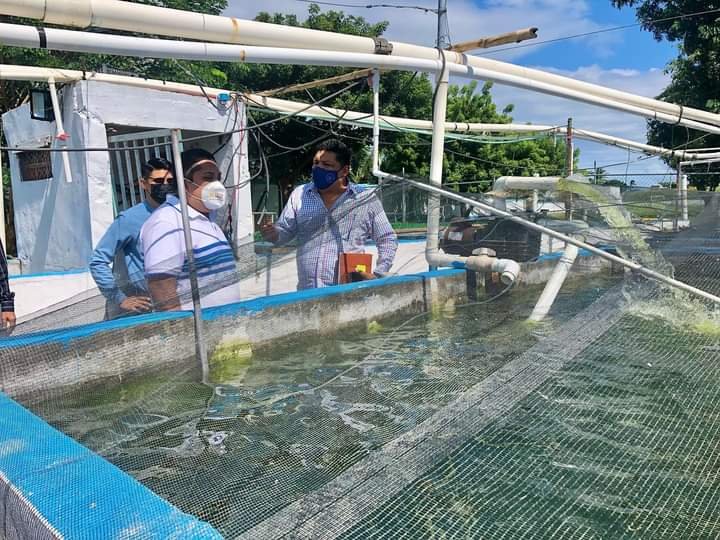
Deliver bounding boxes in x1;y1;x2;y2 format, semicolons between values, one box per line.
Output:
140;195;241;310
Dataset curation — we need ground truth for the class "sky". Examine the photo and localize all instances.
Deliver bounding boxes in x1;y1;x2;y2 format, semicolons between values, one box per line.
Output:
223;0;681;184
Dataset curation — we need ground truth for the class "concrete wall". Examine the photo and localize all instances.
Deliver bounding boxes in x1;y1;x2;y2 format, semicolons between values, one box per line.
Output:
2;81;252;273
0;270;469;400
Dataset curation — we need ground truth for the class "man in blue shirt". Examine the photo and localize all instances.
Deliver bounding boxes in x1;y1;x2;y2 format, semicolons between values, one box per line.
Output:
261;139;397;289
90;157;176;319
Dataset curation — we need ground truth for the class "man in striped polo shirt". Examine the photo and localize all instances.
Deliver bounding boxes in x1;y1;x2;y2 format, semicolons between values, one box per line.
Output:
140;149;241;311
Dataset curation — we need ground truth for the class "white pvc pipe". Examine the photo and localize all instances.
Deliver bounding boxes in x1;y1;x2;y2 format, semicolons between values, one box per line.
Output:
47;78;73;183
3;0;719;128
2;63;719;161
465;254;521;286
371;69;381;175
492;258;521;286
528;243;579;321
3;23;720;136
493;176;564;193
425;53;450;272
680;173;689;222
370;55;484;273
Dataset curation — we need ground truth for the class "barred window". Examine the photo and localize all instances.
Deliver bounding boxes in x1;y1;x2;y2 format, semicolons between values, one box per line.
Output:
18;149;53;181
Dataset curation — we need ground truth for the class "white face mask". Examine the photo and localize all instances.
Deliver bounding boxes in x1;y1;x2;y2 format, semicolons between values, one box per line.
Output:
200;180;227;210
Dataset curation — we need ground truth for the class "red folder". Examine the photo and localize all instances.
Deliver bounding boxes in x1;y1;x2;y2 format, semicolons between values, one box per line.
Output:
339;253;373;284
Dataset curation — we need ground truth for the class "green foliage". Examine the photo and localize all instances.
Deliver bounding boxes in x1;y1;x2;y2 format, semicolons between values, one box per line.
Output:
612;0;720;189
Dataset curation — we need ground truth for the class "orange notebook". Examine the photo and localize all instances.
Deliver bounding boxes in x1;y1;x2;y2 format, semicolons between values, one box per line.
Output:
339;253;373;284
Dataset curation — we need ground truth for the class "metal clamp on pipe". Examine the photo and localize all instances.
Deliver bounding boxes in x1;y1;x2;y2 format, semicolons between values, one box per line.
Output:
373;37;393;55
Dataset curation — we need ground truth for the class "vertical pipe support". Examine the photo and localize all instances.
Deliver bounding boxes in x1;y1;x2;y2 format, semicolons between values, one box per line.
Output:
170;129;209;381
674;164;681;232
426;52;450;271
564;117;573;219
528;241;579;322
680;173;689;223
371;68;381;175
47;78;73;184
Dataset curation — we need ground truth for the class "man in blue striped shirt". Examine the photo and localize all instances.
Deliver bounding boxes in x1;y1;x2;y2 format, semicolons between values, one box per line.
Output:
0;238;15;331
141;149;241;311
262;139;397;290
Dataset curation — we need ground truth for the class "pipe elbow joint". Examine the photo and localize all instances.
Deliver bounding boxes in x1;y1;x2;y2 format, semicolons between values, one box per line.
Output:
492;258;520;286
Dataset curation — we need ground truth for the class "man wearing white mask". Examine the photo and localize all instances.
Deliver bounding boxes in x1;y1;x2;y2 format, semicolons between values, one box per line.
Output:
140;148;241;311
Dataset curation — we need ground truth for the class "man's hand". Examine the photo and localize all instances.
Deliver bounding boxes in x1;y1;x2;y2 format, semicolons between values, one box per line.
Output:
1;311;16;332
119;296;153;313
348;271;376;283
260;221;279;243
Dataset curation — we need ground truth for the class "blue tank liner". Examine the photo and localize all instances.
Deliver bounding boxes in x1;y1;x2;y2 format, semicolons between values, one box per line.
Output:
0;269;465;349
0;393;222;539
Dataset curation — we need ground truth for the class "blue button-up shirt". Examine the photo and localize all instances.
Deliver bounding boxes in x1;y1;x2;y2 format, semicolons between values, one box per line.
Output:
89;201;153;305
274;182;398;290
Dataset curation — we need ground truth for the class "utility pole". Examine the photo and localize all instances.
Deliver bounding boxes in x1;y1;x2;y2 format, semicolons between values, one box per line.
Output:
593;160;597;184
565;117;573;219
436;0;450;49
565;117;573;176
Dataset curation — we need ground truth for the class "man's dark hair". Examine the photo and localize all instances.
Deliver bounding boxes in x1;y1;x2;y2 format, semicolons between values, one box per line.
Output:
316;139;352;168
181;148;216;175
141;157;173;179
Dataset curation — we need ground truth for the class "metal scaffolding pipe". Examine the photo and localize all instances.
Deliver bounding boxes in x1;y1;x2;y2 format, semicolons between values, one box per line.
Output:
2;23;720;135
1;64;719;161
170;130;209;381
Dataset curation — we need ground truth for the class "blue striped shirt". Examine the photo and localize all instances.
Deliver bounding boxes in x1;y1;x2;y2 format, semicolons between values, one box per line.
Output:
274;182;398;290
140;196;241;309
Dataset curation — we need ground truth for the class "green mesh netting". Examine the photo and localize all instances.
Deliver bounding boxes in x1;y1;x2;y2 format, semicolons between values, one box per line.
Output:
2;178;719;539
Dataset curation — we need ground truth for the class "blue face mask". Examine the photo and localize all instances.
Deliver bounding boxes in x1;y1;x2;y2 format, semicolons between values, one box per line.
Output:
312;165;340;190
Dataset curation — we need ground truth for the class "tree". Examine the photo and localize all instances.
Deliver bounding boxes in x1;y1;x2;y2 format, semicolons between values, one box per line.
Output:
228;5;569;201
227;5;433;203
612;0;720;189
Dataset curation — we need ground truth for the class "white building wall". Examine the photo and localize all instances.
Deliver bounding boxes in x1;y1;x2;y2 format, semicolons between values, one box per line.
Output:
3;91;94;273
3;80;253;275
